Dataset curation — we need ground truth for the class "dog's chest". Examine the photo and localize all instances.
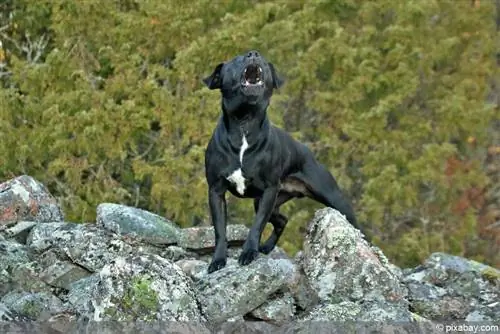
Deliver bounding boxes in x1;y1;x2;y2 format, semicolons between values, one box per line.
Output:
226;135;249;195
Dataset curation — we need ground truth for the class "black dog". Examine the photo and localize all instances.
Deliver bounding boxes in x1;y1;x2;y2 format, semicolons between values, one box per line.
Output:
203;50;363;273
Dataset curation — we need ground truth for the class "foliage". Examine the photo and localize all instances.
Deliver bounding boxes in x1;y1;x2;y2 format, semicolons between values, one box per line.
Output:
0;0;498;267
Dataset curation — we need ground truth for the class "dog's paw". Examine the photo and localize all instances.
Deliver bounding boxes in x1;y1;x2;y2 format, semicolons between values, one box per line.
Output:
208;258;227;273
259;242;275;255
238;248;259;266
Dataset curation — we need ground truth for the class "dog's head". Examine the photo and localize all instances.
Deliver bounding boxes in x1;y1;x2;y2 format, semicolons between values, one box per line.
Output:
203;50;283;110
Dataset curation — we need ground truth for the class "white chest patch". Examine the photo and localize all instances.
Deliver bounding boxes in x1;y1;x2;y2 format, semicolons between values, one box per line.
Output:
227;135;249;195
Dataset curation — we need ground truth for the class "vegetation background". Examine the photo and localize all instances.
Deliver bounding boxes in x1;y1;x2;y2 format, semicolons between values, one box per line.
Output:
1;0;499;268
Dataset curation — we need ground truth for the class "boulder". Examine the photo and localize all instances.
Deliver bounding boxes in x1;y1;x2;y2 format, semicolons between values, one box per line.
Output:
1;221;37;244
27;222;133;272
1;291;67;321
249;292;295;325
96;203;180;245
67;253;205;323
195;256;296;325
300;208;407;305
0;175;63;225
178;224;249;252
403;252;500;321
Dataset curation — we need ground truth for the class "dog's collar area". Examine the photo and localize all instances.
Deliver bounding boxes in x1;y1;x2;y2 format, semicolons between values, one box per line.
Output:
239;125;249;137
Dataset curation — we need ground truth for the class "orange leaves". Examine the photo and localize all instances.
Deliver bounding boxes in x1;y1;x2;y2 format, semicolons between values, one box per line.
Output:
445;156;472;178
445;155;486;216
452;186;485;216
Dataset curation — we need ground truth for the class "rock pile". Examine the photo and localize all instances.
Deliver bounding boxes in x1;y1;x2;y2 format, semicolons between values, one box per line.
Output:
0;175;499;333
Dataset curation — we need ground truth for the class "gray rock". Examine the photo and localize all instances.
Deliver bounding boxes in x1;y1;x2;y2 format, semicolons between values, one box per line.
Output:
299;299;413;322
249;292;295;324
0;175;64;225
404;253;500;321
196;256;296;325
0;239;31;271
215;320;280;334
96;203;180;245
300;208;407;304
39;260;91;290
466;309;494;322
2;221;37;244
0;302;14;321
161;245;198;261
0;239;40;296
288;253;319;311
175;259;208;281
27;222;133;272
178;224;249;252
299;301;361;321
8;261;53;295
66;274;101;316
74;321;211;334
405;281;447;319
1;291;67;320
68;253;204;323
424;252;500;277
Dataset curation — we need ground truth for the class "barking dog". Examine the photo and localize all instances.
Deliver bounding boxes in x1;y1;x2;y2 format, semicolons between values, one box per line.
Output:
203;50;364;273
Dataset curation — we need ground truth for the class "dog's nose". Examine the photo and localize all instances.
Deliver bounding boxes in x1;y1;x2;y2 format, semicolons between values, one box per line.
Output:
247;51;260;58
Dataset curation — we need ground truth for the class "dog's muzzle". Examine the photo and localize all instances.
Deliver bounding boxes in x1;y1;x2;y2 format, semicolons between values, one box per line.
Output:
242;64;263;87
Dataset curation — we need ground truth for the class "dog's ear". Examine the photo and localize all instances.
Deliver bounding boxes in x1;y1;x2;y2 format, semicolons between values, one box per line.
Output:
203;63;224;90
269;63;284;89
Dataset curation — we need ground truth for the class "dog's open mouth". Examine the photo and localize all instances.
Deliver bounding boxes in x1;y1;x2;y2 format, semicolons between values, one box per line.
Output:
243;64;263;86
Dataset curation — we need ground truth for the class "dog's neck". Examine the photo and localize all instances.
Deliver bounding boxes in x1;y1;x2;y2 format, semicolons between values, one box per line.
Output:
221;102;270;147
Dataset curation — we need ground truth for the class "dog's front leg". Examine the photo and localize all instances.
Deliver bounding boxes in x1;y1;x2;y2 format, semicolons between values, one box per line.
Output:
208;186;228;273
239;186;279;266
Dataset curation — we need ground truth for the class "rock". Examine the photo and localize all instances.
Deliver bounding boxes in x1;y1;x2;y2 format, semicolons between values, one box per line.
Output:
249;292;295;325
66;274;101;316
300;301;361;321
68;254;205;323
39;260;91;290
215;321;280;334
1;291;67;320
0;175;64;225
175;259;208;280
424;252;500;277
0;239;35;296
405;281;447;319
466;309;494;322
161;245;198;261
299;299;413;323
8;261;54;295
0;302;14;321
96;203;180;245
403;253;500;321
300;208;407;304
196;256;296;325
415;252;500;290
74;321;211;334
27;222;133;272
178;224;249;252
288;253;319;311
2;221;37;244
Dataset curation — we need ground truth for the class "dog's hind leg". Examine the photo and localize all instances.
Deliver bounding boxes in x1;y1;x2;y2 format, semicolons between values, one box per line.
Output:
297;161;364;235
253;191;293;254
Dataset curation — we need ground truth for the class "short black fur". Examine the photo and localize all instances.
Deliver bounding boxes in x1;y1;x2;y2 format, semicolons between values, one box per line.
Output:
203;50;365;273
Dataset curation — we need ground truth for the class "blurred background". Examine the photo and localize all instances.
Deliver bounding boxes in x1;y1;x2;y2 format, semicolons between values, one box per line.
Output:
0;0;499;268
